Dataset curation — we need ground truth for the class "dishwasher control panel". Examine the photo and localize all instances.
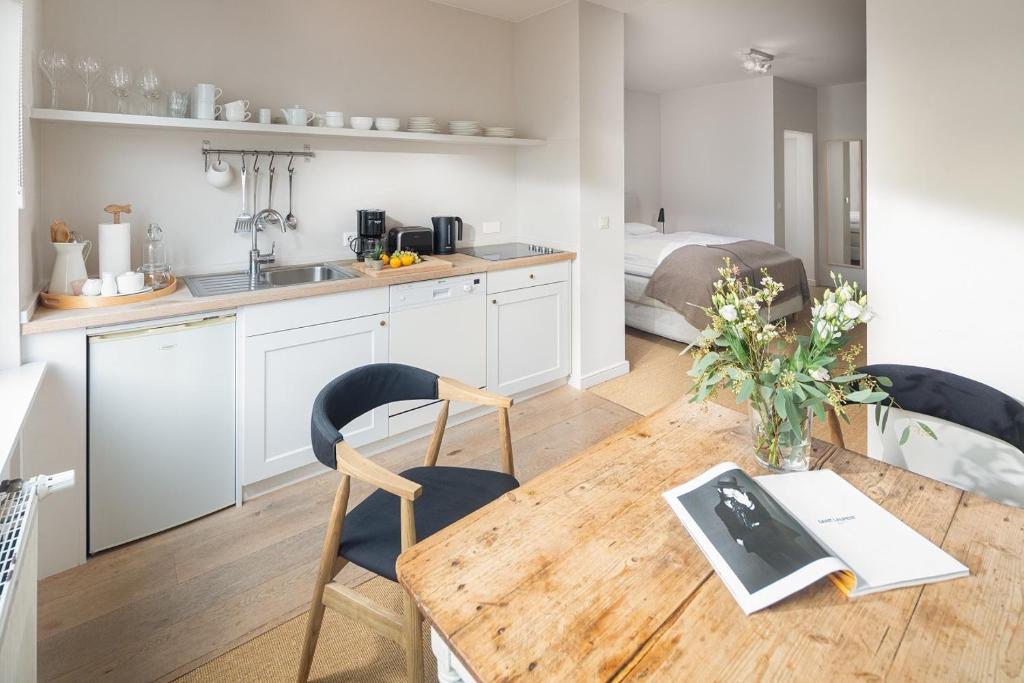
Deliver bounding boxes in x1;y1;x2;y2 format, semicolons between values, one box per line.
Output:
389;274;485;310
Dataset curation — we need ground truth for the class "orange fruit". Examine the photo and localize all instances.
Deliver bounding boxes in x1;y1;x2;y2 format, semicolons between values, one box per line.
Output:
401;253;415;266
380;252;390;262
389;256;402;268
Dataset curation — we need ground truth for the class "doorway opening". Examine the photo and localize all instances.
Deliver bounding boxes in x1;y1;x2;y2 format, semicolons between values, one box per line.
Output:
783;130;815;285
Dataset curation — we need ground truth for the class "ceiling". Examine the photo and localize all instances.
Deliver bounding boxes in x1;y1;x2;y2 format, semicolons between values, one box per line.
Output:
428;0;865;92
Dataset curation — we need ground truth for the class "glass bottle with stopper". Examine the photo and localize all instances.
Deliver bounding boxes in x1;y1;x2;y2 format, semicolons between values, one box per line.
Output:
140;223;171;290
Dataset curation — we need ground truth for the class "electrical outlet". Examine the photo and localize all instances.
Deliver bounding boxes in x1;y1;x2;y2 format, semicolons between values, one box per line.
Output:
342;231;357;249
599;215;610;230
483;221;501;234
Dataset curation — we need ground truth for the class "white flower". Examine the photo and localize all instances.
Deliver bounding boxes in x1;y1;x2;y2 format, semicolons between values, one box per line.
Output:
720;304;738;322
842;301;863;320
815;319;832;338
859;307;875;323
810;367;830;382
824;302;839;319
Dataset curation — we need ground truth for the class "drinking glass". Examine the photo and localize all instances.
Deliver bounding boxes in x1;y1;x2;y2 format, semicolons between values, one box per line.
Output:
38;49;68;108
167;90;189;118
108;66;132;114
137;67;161;115
73;56;103;111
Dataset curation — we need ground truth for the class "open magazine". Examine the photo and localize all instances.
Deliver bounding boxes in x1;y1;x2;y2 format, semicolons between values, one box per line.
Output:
663;462;969;614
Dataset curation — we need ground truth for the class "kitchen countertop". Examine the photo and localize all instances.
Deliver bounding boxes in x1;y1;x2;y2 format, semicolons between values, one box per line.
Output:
21;251;575;336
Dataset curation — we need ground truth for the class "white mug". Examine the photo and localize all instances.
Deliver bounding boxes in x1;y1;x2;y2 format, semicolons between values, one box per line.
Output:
225;109;251;122
206;159;234;188
324;111;344;128
193;83;222;101
257;107;272;124
117;271;145;294
193;100;223;120
281;106;318;126
100;272;118;296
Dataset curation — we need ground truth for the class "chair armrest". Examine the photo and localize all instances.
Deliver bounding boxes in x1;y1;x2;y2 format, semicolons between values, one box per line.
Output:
335;442;422;500
438;377;513;409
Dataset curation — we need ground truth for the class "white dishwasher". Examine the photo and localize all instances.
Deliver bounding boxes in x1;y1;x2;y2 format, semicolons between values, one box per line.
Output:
88;314;236;553
389;274;487;424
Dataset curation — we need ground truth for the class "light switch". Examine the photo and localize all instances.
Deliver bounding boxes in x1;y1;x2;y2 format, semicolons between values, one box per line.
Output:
599;215;610;230
483;221;501;234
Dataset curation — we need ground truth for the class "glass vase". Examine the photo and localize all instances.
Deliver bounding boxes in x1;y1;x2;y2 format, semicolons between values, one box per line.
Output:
747;400;812;472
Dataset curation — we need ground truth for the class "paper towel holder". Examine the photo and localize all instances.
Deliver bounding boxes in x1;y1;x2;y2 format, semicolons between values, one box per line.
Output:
103;203;132;224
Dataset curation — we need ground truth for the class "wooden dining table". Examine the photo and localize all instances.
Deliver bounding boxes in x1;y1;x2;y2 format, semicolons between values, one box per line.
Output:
397;398;1024;682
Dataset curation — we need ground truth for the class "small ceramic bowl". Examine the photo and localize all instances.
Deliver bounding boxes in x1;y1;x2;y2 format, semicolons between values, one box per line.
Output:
350;116;374;130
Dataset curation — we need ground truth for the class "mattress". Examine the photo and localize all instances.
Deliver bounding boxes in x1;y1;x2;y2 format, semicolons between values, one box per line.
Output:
624;231;740;277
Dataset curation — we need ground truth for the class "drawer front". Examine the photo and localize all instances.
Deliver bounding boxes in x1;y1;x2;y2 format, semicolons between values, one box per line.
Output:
243;287;389;336
486;261;569;294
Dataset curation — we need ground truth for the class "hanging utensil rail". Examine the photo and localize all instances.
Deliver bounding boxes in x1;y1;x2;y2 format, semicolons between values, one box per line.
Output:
201;141;314;172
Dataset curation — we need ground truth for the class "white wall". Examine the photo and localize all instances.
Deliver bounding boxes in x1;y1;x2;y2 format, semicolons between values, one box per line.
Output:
29;0;521;287
772;78;817;248
817;81;866;287
578;1;626;385
867;0;1024;398
625;90;660;225
659;78;775;241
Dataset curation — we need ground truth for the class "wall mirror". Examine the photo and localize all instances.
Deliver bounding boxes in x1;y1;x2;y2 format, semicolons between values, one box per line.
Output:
825;139;864;268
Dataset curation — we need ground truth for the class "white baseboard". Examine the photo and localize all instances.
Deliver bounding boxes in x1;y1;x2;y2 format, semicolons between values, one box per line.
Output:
573;360;630;390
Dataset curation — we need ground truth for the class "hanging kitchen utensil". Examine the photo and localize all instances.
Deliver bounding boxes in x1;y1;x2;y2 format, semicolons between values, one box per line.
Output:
264;153;283;232
233;153;253;233
286;155;298;231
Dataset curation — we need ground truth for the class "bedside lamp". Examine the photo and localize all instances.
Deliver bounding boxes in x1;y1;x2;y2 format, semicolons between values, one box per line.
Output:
657;208;665;233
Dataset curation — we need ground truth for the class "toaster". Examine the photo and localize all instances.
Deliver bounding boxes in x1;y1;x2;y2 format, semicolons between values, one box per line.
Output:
386;226;433;255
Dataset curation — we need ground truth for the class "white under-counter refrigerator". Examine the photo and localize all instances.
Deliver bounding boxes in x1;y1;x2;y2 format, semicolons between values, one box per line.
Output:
87;314;236;553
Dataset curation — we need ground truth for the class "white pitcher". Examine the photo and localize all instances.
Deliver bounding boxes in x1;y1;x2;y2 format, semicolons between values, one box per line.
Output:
49;241;92;295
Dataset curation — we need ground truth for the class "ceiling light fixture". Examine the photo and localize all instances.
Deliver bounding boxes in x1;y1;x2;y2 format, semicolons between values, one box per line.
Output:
742;48;774;74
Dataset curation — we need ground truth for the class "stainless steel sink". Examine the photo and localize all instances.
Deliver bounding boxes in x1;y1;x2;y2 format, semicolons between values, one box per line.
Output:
183;263;358;297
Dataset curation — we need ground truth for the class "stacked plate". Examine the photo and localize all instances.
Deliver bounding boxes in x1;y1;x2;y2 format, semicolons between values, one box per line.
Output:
408;116;440;133
484;126;516;138
449;120;482;136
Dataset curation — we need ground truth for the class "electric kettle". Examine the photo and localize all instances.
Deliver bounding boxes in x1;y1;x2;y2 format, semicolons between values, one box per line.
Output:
431;216;463;255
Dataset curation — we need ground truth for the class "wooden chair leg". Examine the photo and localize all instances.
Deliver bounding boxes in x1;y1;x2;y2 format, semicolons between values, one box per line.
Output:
297;476;351;682
827;408;846;450
498;406;514;477
403;590;424;683
424;400;449;467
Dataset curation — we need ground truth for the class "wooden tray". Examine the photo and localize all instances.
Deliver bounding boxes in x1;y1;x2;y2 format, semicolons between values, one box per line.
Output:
350;256;455;278
40;276;179;309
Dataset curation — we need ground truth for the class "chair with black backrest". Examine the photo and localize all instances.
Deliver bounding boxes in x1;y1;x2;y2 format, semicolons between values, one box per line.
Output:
827;364;1024;505
296;363;518;683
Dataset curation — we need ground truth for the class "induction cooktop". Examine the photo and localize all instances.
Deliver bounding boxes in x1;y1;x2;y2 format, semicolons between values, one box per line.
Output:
457;243;564;261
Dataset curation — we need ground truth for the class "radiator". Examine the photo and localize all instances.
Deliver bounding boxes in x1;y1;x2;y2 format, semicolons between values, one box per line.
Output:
0;472;74;682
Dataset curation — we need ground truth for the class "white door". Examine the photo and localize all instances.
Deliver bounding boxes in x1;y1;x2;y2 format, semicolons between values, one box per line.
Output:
783;130;816;284
487;282;570;396
242;313;389;485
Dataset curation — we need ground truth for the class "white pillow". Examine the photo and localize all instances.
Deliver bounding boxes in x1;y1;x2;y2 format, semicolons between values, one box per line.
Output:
625;222;658;236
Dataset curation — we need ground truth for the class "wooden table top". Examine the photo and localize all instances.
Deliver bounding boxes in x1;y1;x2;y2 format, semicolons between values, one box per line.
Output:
397;398;1024;681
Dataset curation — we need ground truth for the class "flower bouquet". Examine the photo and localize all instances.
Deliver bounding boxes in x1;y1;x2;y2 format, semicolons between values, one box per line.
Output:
686;260;931;471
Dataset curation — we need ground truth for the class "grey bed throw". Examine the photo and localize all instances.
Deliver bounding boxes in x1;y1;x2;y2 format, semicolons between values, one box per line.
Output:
643;240;811;329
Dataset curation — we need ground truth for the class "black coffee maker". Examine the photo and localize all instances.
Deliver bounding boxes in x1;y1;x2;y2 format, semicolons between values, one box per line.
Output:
351;209;386;261
432;216;463;255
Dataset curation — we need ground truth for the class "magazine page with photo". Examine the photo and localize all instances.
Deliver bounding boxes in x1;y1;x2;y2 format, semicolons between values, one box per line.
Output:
663;462;968;614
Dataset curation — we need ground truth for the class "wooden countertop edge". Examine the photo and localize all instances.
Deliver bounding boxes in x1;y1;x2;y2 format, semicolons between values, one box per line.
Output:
21;251;575;336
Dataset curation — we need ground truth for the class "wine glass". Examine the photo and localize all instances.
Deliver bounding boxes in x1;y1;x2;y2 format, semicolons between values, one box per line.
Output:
73;56;103;112
108;65;132;114
38;49;68;109
137;67;161;115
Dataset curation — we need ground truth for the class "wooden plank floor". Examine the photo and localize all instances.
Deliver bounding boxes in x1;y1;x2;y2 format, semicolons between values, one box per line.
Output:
36;386;639;683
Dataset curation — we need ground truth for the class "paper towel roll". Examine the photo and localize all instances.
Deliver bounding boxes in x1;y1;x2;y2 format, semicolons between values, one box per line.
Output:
99;222;131;276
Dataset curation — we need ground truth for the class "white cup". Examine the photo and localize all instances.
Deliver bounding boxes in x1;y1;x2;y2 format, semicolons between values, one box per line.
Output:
116;271;145;294
258;107;272;124
224;99;250;122
193;100;222;120
193;83;222;102
81;278;102;296
100;272;118;296
281;106;318;126
206;158;234;188
324;111;344;128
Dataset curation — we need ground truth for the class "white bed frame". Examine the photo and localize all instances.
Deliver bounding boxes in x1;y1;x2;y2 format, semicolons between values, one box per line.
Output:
624;272;805;345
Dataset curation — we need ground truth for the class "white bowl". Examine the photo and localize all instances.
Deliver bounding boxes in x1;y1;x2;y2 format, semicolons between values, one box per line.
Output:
350;116;374;130
375;117;401;131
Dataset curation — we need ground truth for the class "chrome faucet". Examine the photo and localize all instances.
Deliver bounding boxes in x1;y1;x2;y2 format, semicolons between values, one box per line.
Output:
249;209;283;286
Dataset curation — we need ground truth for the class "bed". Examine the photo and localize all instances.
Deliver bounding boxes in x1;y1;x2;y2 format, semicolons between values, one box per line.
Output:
623;223;808;344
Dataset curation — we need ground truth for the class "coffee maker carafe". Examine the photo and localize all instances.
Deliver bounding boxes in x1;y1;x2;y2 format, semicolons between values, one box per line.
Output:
351;209;386;261
431;216;463;255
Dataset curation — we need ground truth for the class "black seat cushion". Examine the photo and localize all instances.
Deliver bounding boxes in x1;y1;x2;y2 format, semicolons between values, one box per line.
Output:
340;466;519;581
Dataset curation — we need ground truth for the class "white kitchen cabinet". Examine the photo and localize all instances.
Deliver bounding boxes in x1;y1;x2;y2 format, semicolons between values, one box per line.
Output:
487;280;570;396
241;313;389;485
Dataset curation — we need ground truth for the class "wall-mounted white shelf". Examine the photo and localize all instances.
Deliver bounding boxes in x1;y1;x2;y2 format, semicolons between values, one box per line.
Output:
30;109;545;147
